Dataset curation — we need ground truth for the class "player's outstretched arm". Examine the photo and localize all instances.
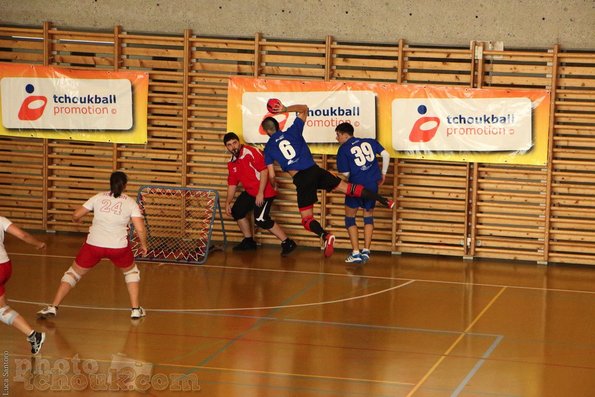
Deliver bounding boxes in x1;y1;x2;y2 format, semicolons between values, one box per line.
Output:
6;224;46;250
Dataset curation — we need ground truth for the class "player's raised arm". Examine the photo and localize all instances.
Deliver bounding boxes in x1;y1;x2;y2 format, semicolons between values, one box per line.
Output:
285;104;309;122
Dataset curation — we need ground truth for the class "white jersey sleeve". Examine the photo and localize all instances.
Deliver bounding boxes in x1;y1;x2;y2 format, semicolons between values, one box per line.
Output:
84;192;143;249
0;216;13;263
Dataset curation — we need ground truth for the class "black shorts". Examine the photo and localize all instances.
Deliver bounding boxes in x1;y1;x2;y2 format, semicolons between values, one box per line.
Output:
292;165;341;209
231;191;275;222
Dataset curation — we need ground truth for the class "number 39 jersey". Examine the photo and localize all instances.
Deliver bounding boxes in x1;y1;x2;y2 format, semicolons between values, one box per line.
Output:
264;118;316;172
82;192;143;248
336;137;385;186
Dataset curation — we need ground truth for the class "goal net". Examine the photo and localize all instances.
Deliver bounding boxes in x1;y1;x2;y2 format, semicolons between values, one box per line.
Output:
129;186;226;265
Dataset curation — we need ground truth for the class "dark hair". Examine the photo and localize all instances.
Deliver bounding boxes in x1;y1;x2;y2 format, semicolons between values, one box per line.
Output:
223;132;240;144
261;117;279;134
110;171;128;198
335;122;354;136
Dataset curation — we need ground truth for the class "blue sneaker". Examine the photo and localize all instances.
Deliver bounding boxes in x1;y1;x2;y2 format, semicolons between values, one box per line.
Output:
361;249;370;262
345;252;363;264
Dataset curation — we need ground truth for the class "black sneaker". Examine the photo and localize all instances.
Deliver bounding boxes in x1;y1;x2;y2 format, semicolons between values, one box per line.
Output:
233;238;257;251
27;331;46;355
280;239;297;256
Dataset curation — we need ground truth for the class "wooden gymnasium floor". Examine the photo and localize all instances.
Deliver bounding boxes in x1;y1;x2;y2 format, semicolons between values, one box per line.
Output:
1;232;595;397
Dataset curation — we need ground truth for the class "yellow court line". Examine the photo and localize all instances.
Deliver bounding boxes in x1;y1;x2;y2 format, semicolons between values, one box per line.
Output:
405;286;508;397
9;353;415;387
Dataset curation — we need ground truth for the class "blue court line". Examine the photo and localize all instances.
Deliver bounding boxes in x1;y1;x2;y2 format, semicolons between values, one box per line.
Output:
451;335;504;397
192;274;324;368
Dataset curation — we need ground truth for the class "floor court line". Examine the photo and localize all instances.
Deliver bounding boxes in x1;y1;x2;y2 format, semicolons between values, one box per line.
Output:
451;335;504;397
405;286;508;397
8;280;414;313
10;251;595;295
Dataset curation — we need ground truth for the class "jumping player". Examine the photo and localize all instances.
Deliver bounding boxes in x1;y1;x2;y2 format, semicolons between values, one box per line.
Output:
224;132;297;256
37;171;148;320
0;217;46;354
261;101;394;257
336;122;390;264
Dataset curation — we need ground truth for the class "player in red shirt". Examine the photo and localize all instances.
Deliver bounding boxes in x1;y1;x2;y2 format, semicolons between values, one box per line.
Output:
224;132;297;256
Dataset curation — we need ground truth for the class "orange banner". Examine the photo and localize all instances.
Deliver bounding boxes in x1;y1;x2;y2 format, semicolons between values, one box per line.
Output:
0;63;148;144
227;77;550;165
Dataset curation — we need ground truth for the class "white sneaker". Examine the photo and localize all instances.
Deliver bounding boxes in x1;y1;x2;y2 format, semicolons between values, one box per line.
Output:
131;307;146;319
361;249;370;262
37;305;57;319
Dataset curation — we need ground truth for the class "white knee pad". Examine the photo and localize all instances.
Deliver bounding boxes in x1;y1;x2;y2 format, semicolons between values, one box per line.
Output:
0;305;17;326
61;266;82;287
123;265;140;283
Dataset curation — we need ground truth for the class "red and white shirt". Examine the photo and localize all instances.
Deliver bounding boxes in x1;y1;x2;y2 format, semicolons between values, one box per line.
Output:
227;145;277;198
83;192;143;249
0;216;13;263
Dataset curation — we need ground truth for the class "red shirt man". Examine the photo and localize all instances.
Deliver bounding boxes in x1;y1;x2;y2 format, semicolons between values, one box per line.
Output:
224;132;296;256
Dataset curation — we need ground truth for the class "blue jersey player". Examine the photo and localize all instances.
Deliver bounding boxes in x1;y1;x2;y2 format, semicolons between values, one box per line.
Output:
262;101;394;258
336;122;390;264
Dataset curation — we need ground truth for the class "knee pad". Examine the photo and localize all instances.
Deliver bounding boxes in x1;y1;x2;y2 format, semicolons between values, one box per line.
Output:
363;216;374;225
123;265;140;283
255;218;274;230
0;305;17;326
301;215;315;232
61;266;81;287
345;217;356;229
346;183;364;198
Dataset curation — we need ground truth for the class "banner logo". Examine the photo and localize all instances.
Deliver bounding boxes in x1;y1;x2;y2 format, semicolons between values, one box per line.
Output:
18;83;48;121
1;77;133;130
409;104;440;142
393;98;533;152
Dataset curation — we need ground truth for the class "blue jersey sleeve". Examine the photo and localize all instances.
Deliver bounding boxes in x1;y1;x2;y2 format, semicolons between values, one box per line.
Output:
264;145;274;165
285;117;305;136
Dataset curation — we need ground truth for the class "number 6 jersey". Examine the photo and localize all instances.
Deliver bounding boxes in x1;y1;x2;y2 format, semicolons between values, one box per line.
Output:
82;192;143;248
264;118;316;172
336;137;385;186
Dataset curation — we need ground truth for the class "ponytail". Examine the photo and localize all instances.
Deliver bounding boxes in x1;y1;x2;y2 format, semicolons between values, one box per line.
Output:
110;171;128;198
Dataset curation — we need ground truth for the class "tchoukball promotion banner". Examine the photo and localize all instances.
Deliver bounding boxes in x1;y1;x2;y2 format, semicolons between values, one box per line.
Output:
0;63;148;144
227;77;550;165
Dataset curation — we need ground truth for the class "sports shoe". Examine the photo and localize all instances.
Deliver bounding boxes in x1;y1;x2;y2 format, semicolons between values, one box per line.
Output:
233;238;257;251
131;307;146;319
323;233;335;257
280;239;297;256
345;252;363;264
361;249;370;262
37;305;57;319
387;199;395;209
27;331;46;355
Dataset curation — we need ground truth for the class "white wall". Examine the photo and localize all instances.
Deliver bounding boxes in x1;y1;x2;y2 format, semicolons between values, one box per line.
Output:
1;0;593;49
